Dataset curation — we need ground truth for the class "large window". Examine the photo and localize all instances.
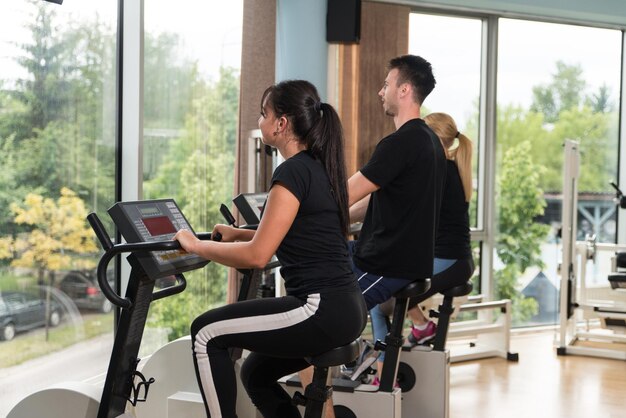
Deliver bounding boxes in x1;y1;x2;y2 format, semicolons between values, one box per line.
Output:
496;19;622;326
0;1;244;413
140;0;243;353
409;13;484;292
409;11;623;328
409;13;483;229
0;0;117;414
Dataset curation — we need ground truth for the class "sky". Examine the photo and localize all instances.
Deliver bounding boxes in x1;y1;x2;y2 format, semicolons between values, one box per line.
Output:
410;13;623;132
0;0;244;84
1;2;622;134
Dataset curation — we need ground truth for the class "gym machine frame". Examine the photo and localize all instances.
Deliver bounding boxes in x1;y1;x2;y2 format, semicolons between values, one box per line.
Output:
444;295;517;363
557;139;626;360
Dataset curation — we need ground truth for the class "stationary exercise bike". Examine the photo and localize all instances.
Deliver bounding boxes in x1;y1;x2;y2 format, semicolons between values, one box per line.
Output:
394;280;474;418
8;199;215;418
281;277;435;418
282;273;475;418
10;197;362;418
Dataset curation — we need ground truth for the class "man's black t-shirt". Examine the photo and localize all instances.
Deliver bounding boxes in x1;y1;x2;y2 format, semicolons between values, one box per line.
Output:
355;118;446;280
271;151;356;297
436;160;472;259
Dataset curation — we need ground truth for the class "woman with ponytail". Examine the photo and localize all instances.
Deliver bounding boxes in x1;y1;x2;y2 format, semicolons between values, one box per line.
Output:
425;112;472;203
399;112;475;345
366;112;476;384
175;80;367;418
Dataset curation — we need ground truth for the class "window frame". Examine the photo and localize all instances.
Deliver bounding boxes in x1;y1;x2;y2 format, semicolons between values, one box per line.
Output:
408;5;626;302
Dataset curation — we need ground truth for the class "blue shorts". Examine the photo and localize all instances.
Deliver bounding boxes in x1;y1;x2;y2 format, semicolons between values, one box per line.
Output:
349;241;417;310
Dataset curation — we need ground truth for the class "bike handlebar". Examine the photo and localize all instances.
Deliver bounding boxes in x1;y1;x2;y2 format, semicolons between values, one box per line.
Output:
87;213;215;310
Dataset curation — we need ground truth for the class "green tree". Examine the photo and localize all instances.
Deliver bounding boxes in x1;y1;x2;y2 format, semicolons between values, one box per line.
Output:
495;141;549;324
587;83;614;113
12;1;70;138
531;61;586;123
144;67;240;341
527;61;616;192
500;61;617;195
144;32;198;130
550;107;616;192
0;1;117;237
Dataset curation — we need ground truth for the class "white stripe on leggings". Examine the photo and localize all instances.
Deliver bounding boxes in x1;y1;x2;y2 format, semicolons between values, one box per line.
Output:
194;294;321;418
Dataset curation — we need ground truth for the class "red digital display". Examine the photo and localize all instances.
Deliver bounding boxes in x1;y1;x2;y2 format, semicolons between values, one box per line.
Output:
143;216;177;236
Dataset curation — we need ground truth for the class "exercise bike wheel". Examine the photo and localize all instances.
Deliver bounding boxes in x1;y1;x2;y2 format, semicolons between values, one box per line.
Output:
396;361;416;393
334;405;358;418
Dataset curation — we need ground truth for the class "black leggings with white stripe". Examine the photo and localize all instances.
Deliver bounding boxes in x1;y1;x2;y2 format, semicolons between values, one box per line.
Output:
190;285;367;418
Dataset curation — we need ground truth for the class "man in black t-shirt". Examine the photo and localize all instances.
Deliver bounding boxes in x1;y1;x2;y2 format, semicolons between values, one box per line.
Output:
348;54;446;309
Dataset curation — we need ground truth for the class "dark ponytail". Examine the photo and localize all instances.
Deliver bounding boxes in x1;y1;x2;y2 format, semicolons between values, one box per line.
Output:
262;80;350;236
308;102;349;236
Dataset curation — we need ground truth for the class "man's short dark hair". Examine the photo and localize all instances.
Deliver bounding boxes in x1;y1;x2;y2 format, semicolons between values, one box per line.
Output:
388;55;436;105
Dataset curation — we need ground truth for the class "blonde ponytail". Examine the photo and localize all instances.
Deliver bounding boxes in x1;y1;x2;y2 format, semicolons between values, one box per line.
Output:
423;112;473;202
450;133;473;202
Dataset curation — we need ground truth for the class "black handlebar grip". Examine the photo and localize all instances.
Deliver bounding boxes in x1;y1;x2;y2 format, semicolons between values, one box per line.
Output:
87;213;113;251
220;204;237;226
213;232;222;242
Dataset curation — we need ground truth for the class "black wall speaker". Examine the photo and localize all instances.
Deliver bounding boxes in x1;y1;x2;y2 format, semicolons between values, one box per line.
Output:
326;0;361;44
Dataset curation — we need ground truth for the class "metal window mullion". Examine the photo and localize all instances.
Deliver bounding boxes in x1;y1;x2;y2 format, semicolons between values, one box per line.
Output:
617;31;626;244
119;0;144;296
479;16;498;300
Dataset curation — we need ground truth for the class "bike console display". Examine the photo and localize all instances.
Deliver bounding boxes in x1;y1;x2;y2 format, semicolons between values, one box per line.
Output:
108;199;208;279
233;192;267;225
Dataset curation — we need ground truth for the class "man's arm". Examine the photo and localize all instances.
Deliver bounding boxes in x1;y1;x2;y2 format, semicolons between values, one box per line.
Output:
349;195;370;223
348;171;380;223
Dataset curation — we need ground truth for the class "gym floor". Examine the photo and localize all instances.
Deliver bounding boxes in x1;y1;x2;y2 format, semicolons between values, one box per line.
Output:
449;330;626;418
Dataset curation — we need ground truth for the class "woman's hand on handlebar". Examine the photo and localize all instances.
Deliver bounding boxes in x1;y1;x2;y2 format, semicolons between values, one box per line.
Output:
174;229;199;254
212;224;240;242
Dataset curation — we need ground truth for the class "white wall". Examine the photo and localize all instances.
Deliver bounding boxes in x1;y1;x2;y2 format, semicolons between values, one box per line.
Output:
275;0;328;100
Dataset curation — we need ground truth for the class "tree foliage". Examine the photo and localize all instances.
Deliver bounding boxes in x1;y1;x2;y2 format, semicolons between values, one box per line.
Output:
145;67;240;341
497;142;550;271
492;61;617;323
530;61;586;123
495;141;549;323
0;2;241;343
0;188;97;273
0;0;117;234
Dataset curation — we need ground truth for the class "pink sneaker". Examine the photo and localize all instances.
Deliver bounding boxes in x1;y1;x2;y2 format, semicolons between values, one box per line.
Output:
407;321;437;345
371;376;400;388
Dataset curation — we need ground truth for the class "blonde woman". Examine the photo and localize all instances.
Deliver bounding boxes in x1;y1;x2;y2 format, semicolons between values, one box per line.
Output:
367;112;475;383
403;112;475;344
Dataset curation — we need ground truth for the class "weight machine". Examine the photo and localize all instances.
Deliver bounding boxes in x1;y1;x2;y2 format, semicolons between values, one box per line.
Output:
557;139;626;360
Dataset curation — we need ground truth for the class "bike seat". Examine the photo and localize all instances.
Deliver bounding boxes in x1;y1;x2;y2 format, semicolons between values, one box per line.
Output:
394;278;431;299
441;281;473;298
306;340;361;368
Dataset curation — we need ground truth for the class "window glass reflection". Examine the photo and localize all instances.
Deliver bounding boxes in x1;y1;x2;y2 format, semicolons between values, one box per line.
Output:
141;0;243;354
496;19;621;326
0;1;117;413
409;13;483;228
